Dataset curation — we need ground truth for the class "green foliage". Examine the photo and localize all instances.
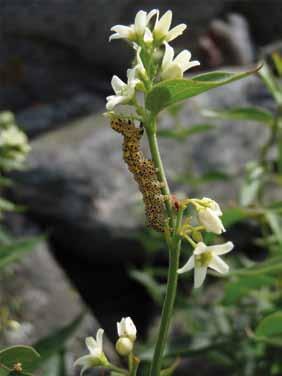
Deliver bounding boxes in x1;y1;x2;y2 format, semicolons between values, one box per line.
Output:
146;66;261;114
0;346;40;375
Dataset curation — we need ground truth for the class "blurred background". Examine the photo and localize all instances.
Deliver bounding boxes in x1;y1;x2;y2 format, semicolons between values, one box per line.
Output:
0;1;282;375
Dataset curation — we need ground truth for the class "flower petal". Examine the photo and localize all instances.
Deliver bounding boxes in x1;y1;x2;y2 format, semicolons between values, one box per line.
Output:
174;50;191;70
109;25;133;40
106;95;125;110
96;328;104;351
177;255;194;274
166;24;187;42
194;242;208;255
147;9;159;23
162;43;174;70
194;266;207;288
74;354;93;368
155;10;172;36
135;10;147;35
209;241;234;256
111;75;126;94
185;60;201;72
161;64;183;80
209;255;229;274
85;337;97;354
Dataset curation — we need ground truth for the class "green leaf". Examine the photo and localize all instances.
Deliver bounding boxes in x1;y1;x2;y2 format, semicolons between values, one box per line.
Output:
273;52;282;77
0;236;43;270
255;312;282;339
32;314;84;370
202;107;274;125
0;346;40;373
222;275;275;305
158;124;215;140
146;65;261;114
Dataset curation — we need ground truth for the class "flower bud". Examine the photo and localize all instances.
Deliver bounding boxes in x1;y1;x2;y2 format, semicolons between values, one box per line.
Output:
115;337;134;356
117;317;137;342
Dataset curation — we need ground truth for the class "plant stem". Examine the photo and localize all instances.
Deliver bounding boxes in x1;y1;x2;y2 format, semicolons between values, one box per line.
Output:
149;211;183;376
109;363;128;375
145;120;174;226
145;116;183;375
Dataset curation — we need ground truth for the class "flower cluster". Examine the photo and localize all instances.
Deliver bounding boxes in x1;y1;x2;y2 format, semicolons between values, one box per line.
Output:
177;197;234;288
106;9;200;111
74;317;137;375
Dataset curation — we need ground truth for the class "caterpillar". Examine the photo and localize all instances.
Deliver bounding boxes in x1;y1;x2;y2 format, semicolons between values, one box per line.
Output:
111;117;165;232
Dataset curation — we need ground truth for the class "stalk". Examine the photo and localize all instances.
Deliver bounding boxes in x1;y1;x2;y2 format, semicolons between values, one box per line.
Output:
145;118;183;376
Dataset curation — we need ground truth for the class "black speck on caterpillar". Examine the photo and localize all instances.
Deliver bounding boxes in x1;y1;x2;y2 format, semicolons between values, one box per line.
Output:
111;117;165;232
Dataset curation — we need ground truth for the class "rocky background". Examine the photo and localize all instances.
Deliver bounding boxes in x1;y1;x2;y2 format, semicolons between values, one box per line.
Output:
0;0;281;374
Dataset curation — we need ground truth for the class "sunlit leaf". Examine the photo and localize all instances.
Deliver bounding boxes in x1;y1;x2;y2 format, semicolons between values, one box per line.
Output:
146;65;261;114
259;63;282;105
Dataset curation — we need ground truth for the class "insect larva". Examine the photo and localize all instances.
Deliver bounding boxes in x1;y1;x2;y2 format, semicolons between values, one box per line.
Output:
111;117;165;232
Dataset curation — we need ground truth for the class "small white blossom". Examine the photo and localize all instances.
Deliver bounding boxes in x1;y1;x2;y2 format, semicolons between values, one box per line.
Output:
178;241;234;288
109;9;157;42
106;68;139;111
153;10;187;42
117;317;137;342
74;329;108;375
160;43;200;80
197;197;225;235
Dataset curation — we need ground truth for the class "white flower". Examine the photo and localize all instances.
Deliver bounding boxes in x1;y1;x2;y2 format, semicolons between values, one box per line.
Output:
160;43;200;80
153;10;187;42
197;197;225;235
74;329;108;375
178;241;234;288
109;9;158;42
106;68;139;111
117;317;137;342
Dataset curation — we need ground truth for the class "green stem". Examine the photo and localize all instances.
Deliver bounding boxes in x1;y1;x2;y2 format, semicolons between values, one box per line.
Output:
149;209;183;376
145;120;174;226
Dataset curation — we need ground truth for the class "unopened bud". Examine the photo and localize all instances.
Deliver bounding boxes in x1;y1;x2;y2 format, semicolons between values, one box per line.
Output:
115;337;133;356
